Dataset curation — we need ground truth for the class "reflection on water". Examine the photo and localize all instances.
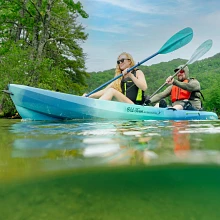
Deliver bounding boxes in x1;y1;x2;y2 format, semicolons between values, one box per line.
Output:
0;119;220;219
0;119;219;180
9;120;164;172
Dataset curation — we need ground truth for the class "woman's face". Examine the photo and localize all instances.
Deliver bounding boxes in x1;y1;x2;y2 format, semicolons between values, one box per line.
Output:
117;55;131;70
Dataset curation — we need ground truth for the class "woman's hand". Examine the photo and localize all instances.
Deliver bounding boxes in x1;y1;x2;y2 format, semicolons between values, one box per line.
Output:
82;93;88;97
122;68;132;77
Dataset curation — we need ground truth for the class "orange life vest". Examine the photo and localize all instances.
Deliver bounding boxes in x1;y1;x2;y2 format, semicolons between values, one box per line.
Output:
171;79;191;102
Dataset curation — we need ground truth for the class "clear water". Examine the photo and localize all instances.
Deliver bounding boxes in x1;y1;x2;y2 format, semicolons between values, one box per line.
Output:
0;119;220;219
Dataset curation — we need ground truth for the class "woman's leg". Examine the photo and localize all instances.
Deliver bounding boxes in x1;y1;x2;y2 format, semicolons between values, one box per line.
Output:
99;88;134;104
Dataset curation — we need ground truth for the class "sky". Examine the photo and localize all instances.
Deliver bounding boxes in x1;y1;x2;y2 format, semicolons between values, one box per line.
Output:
79;0;220;72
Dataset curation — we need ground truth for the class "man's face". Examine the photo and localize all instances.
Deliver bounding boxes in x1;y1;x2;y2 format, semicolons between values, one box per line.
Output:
177;69;186;82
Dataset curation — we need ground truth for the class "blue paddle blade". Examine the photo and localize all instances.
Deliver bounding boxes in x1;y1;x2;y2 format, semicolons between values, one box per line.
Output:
187;39;213;64
159;27;193;54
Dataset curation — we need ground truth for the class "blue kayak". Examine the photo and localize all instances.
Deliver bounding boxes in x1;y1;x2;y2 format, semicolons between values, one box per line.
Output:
7;84;218;121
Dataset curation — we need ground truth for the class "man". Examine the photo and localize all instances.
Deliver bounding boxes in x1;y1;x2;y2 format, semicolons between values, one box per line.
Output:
146;65;203;110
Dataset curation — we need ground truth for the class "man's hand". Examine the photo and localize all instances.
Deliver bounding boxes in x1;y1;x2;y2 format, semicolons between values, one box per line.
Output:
166;76;174;85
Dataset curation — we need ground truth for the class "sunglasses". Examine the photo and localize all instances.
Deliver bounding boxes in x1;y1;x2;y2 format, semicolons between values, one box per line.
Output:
174;69;185;74
117;58;130;64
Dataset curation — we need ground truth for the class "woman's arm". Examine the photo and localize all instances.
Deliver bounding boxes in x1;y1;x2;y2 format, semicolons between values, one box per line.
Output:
128;69;148;91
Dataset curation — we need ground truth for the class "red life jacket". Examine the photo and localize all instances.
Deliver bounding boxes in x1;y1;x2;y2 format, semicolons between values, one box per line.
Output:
171;79;191;102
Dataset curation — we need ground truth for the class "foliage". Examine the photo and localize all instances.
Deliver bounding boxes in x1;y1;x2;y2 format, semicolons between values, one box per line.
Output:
0;0;89;116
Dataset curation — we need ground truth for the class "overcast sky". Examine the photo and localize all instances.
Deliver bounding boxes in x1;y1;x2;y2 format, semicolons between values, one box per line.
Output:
79;0;220;72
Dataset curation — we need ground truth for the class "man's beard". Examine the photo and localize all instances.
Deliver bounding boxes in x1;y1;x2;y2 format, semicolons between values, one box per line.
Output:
178;76;185;82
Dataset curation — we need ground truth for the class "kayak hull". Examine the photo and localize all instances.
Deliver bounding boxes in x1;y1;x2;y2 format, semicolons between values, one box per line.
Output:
8;84;218;121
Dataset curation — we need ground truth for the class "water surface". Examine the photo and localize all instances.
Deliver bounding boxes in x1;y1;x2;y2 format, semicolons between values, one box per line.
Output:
0;119;220;219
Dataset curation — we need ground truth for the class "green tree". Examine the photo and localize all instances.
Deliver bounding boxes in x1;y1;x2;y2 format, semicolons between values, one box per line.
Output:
0;0;89;116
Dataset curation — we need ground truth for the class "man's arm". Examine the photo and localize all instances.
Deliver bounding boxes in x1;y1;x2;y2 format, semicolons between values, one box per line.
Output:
150;86;172;103
173;79;201;92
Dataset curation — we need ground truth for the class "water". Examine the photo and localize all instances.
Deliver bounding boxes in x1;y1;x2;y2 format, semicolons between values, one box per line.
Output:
0;119;220;219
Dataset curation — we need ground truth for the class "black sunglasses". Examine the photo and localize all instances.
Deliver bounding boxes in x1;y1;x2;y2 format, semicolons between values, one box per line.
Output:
117;58;130;64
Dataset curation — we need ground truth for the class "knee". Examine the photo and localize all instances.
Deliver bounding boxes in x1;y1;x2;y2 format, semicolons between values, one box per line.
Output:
173;104;183;110
106;87;116;94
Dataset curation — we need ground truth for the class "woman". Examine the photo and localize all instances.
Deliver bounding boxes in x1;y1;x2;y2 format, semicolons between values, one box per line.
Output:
84;52;147;105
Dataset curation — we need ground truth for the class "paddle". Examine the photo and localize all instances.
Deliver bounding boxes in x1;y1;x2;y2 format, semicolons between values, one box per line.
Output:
148;39;213;100
86;27;193;97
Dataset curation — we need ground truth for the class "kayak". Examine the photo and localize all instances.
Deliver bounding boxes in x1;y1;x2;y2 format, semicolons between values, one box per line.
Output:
7;84;218;121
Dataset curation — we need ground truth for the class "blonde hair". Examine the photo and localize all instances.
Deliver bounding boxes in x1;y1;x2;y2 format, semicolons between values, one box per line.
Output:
111;52;136;92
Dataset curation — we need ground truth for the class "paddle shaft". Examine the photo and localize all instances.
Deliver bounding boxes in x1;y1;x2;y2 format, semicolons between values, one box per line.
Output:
86;52;159;97
149;64;187;99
